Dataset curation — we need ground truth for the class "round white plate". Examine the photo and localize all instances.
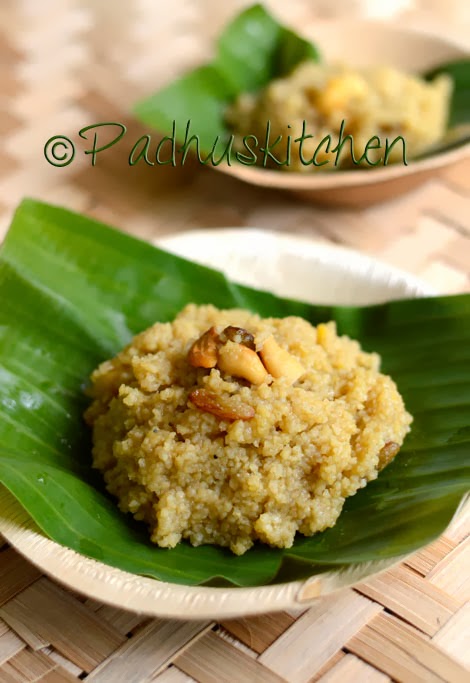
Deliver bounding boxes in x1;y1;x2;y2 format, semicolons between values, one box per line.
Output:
0;229;436;619
157;229;435;304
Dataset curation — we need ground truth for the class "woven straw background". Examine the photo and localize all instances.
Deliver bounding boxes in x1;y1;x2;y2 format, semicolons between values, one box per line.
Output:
0;1;469;681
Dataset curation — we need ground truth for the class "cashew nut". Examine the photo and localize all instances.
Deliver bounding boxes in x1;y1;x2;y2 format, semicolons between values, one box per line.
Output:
188;326;219;369
218;341;268;385
259;336;305;384
316;74;368;116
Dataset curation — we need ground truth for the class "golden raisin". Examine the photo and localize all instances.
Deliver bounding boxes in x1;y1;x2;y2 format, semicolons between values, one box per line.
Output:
378;441;400;469
189;388;255;421
219;326;256;350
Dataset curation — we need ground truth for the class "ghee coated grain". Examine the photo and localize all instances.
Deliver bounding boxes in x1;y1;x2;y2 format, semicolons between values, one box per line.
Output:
85;304;412;555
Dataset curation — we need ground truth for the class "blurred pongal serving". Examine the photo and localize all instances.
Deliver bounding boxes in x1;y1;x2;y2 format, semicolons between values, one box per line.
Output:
134;4;469;204
226;61;453;171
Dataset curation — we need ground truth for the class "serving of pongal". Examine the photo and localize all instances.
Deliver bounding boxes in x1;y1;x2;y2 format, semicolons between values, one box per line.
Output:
85;304;412;556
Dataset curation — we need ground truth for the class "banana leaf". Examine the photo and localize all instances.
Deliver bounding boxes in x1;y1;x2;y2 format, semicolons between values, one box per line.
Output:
134;3;320;155
425;59;470;129
420;59;470;158
0;198;469;587
134;3;470;163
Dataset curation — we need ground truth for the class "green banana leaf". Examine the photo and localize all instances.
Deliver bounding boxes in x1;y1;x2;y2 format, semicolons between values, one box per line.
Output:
0;198;469;587
425;59;470;129
134;3;470;164
134;3;320;155
420;59;470;158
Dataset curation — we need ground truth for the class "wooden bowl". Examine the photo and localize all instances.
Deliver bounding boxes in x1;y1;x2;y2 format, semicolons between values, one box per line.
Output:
216;21;469;208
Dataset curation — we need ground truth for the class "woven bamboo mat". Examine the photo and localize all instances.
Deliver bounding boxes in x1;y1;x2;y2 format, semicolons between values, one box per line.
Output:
0;1;469;682
0;509;468;682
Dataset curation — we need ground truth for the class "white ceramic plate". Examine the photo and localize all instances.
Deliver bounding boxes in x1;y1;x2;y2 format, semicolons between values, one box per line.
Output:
0;229;437;619
157;229;435;303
